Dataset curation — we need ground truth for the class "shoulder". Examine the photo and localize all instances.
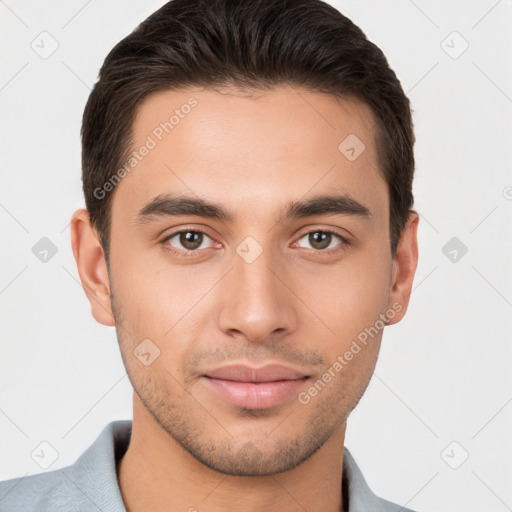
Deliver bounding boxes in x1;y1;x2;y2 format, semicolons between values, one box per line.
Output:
371;495;418;512
343;448;418;512
0;467;74;512
0;420;132;512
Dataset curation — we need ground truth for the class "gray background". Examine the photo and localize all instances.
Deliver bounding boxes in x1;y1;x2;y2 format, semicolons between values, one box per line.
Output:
1;1;511;511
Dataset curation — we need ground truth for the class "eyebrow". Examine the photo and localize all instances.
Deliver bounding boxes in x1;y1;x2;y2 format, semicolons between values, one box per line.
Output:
133;192;371;226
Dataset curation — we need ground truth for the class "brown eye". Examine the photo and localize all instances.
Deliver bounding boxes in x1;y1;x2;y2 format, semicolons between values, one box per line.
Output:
165;230;212;252
181;232;203;250
296;231;344;251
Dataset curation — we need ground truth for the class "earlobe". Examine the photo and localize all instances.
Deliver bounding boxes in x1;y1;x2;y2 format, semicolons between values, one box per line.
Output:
70;208;115;327
386;211;419;325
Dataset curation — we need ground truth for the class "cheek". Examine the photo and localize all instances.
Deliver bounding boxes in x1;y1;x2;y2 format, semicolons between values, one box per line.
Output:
301;255;391;339
109;242;198;328
109;252;217;374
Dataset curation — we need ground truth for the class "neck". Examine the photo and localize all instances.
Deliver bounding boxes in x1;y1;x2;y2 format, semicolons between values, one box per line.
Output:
117;395;346;512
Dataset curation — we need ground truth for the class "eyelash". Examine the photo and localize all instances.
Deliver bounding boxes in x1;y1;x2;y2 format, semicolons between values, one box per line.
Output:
160;227;350;258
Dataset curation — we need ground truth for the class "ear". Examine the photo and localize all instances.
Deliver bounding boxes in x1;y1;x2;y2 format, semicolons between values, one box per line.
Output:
70;208;115;326
386;211;419;325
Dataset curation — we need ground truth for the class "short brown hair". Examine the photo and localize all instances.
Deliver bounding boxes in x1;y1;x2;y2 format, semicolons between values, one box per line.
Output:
81;0;415;265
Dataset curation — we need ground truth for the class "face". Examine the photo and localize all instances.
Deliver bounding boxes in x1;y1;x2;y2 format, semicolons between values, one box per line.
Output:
76;86;415;476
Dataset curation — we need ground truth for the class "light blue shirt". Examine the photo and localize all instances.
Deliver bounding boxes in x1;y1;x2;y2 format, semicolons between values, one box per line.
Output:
0;420;416;511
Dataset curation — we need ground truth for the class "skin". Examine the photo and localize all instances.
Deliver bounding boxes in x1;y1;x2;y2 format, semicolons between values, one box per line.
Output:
70;85;419;512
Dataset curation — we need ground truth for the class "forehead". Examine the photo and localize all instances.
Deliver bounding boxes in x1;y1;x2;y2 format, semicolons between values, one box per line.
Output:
110;85;387;226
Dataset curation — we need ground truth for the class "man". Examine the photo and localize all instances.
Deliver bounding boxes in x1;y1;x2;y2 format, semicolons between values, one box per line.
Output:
0;0;419;510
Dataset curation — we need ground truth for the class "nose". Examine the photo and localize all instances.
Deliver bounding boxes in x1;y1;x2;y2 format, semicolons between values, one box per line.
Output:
217;243;298;344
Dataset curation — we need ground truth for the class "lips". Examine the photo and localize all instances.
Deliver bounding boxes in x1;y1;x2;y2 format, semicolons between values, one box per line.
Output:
205;364;308;382
202;364;310;409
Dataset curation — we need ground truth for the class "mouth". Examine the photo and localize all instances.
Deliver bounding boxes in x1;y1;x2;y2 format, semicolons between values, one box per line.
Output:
202;364;311;409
